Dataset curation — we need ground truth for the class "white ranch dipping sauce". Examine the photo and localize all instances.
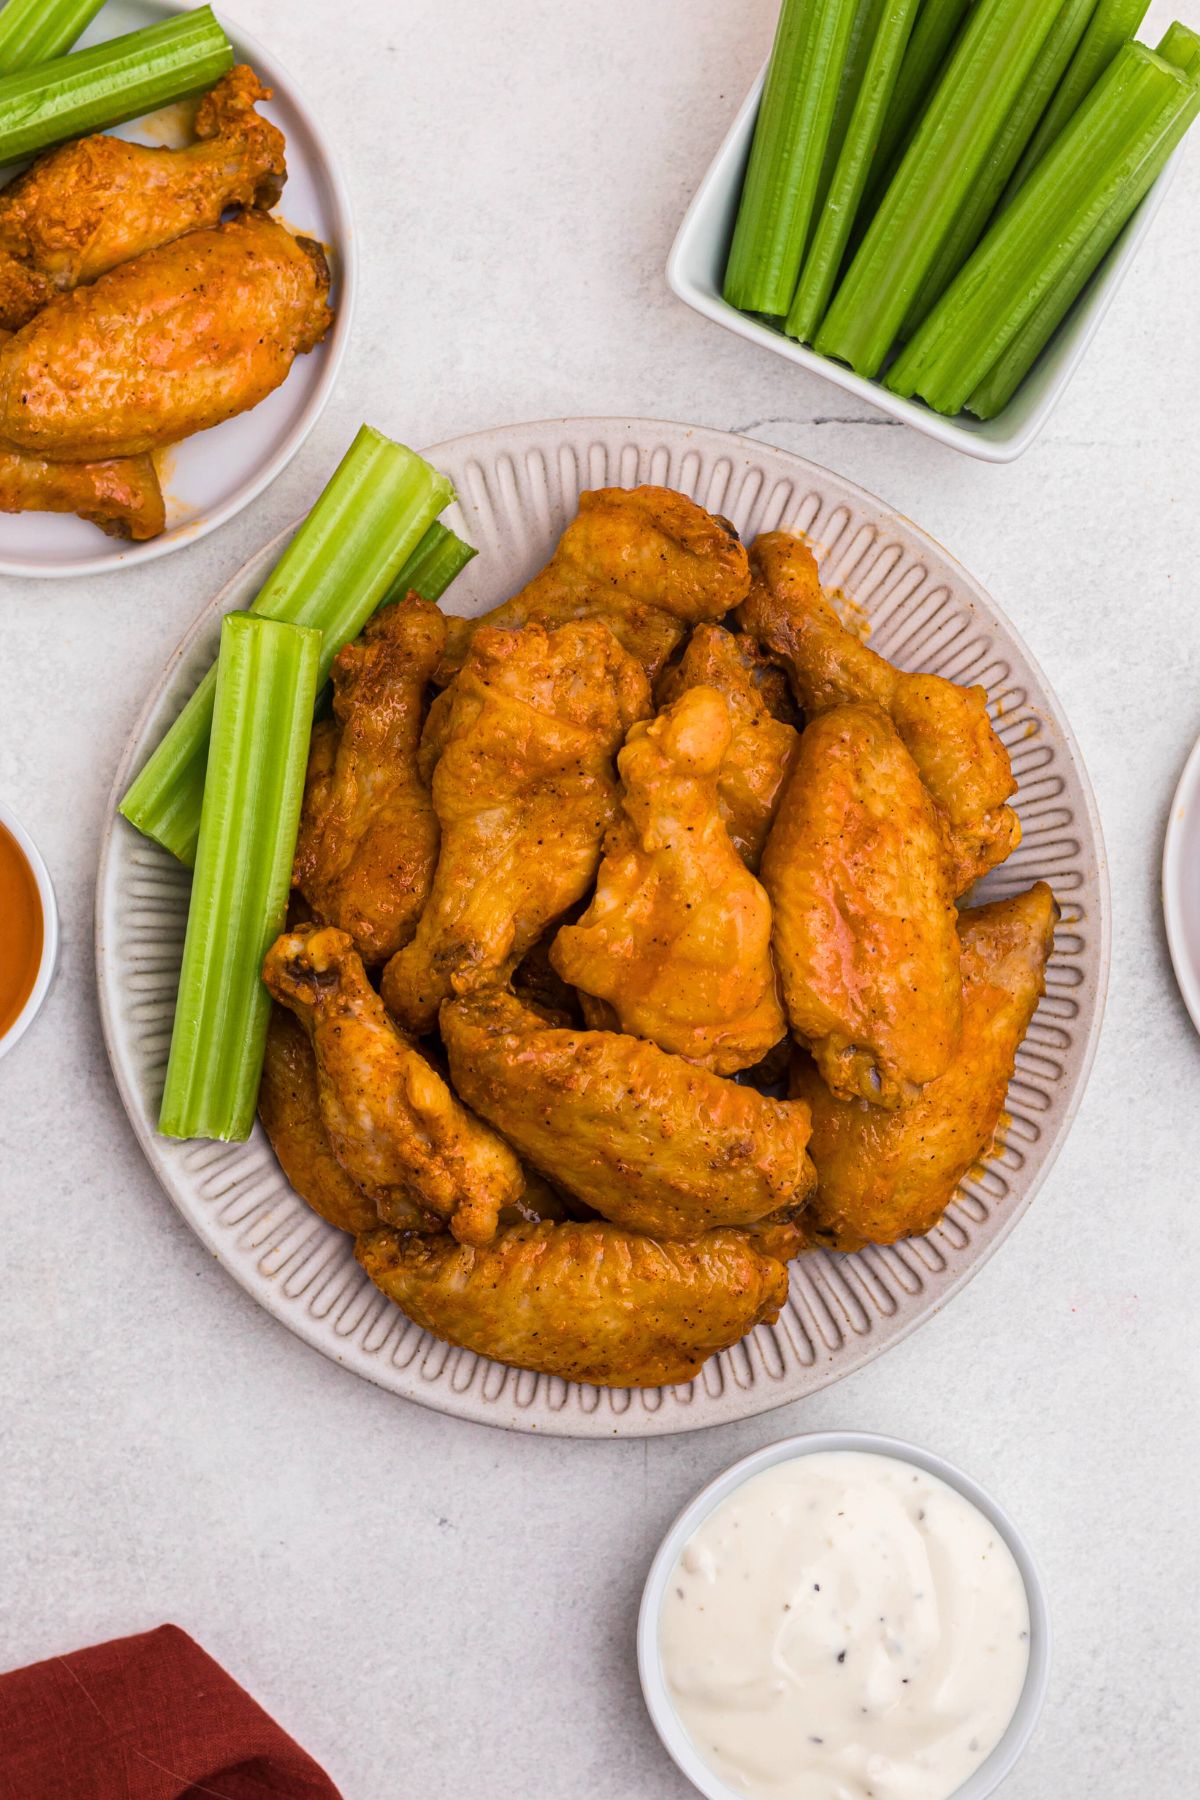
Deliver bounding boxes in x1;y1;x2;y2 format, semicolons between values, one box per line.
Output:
659;1451;1030;1800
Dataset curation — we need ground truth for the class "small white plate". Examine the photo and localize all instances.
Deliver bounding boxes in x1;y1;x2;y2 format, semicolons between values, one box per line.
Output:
0;0;354;579
638;1431;1052;1800
1162;732;1200;1035
668;61;1182;463
0;798;59;1061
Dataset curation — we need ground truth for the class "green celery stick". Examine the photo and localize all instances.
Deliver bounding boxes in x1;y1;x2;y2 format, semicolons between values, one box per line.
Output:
1005;0;1150;197
888;42;1194;413
787;0;922;343
968;22;1200;418
724;0;863;315
0;8;232;162
120;427;455;867
812;0;889;216
902;0;1100;335
159;615;320;1143
816;0;1063;377
380;520;476;607
0;0;106;78
864;0;976;205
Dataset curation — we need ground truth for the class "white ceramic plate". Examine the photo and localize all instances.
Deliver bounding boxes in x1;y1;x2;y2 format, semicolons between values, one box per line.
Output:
96;418;1110;1436
1162;733;1200;1036
0;0;354;579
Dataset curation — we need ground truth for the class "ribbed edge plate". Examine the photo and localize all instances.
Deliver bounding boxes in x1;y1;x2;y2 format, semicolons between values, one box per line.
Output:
96;419;1109;1436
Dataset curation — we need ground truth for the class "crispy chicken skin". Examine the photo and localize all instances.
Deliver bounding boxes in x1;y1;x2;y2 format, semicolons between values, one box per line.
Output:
381;619;650;1035
761;702;962;1108
0;210;331;461
656;622;799;868
357;1219;793;1388
739;532;1020;892
438;486;751;682
0;67;286;329
441;988;815;1239
792;883;1058;1250
293;599;444;966
263;926;523;1247
0;444;164;538
258;1006;385;1237
551;686;786;1074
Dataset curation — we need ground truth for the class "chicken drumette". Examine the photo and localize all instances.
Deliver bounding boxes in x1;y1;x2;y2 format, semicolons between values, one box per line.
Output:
0;444;163;539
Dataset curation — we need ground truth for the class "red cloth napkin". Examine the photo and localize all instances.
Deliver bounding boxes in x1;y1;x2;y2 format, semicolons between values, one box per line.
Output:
0;1625;342;1800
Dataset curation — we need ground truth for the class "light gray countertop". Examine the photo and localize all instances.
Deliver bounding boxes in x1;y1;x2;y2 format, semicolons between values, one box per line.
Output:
2;1;1198;1794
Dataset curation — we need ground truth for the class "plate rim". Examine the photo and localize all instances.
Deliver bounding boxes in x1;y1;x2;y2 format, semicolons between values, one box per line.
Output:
95;414;1112;1435
1161;730;1200;1036
0;0;356;581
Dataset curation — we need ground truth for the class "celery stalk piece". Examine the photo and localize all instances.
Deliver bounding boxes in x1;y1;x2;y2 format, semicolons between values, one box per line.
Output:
1005;0;1150;198
381;521;476;607
864;0;975;206
812;0;888;217
787;0;922;343
967;23;1200;418
816;0;1064;378
158;616;320;1143
888;43;1195;413
0;0;106;78
724;0;863;315
0;8;233;162
120;427;455;868
902;0;1100;336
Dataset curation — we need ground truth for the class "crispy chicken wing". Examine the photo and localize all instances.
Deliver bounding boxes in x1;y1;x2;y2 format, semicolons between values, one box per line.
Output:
761;702;961;1108
357;1219;792;1388
381;620;650;1035
0;66;285;329
551;686;786;1074
740;532;1020;891
0;209;331;461
441;988;815;1238
656;623;799;868
791;884;1058;1249
438;487;750;682
0;444;163;538
258;1006;385;1236
263;926;523;1247
293;598;443;966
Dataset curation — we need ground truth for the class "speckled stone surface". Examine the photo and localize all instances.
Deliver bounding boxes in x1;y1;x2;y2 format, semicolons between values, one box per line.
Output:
1;2;1197;1795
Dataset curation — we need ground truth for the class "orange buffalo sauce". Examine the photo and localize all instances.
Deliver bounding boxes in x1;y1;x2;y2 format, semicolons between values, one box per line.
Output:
0;822;43;1039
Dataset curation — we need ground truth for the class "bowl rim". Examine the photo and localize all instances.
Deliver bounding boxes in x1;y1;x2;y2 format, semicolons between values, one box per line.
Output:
637;1428;1052;1800
1161;728;1200;1036
0;798;59;1062
0;0;357;580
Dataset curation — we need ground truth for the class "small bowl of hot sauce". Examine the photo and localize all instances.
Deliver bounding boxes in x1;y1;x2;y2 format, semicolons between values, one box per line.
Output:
0;801;57;1061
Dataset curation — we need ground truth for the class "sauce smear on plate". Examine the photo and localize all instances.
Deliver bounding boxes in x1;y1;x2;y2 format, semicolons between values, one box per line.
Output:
0;822;43;1037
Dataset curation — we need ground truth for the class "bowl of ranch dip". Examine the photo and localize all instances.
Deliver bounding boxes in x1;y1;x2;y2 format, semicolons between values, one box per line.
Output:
638;1432;1050;1800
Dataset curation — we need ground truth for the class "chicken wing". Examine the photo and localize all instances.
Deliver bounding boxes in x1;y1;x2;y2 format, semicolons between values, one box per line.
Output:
791;883;1058;1249
0;66;285;329
258;1006;385;1236
263;926;524;1247
293;598;444;966
0;444;164;538
551;686;786;1074
441;988;815;1238
656;622;799;868
739;532;1019;891
438;486;750;682
357;1219;793;1388
761;702;961;1108
0;210;331;461
381;620;650;1035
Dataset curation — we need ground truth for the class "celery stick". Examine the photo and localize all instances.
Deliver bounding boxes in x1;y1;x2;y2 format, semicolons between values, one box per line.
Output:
159;616;320;1143
816;0;1063;377
120;427;454;867
902;0;1100;335
0;8;232;162
787;0;922;343
865;0;975;204
0;0;105;78
888;43;1194;413
1005;0;1149;197
724;0;863;315
812;0;888;216
381;521;476;607
968;24;1200;418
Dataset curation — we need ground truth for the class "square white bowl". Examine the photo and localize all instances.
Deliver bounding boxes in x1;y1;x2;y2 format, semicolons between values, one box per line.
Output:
667;62;1182;463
